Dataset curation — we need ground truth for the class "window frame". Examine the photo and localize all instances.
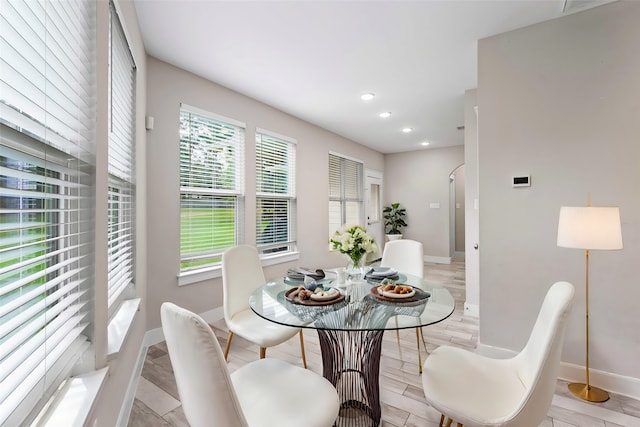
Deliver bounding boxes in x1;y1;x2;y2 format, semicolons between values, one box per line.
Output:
107;1;137;314
255;128;297;256
328;152;365;237
0;1;96;422
178;104;245;277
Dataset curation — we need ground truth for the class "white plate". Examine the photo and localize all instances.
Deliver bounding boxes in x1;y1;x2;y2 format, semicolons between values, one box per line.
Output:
379;286;416;299
309;288;340;301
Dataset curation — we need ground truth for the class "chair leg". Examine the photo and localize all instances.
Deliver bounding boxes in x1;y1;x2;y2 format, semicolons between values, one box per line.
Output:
439;414;445;427
457;423;463;427
224;331;234;361
445;418;453;427
416;327;423;374
419;326;429;355
260;347;266;359
299;330;308;368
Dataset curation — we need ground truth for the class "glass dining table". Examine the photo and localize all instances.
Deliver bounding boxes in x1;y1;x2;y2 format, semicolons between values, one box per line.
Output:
249;271;455;427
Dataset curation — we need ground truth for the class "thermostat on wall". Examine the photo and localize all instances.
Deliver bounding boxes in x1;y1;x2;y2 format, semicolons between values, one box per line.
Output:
512;175;531;187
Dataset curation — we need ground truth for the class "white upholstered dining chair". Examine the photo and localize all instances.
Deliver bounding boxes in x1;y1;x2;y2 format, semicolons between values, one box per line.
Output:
380;239;427;372
161;302;340;427
222;245;306;367
421;281;575;427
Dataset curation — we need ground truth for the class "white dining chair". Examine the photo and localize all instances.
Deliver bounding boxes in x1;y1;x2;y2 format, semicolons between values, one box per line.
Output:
380;239;427;372
222;244;306;367
161;302;340;427
421;281;575;427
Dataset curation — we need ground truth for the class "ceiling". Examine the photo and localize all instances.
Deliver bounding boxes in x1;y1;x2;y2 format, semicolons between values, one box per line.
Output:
133;0;613;154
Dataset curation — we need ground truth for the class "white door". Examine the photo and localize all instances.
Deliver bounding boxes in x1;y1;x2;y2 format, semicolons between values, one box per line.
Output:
365;169;383;260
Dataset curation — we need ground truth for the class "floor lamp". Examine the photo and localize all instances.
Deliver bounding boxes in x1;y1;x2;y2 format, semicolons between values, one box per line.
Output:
557;206;623;402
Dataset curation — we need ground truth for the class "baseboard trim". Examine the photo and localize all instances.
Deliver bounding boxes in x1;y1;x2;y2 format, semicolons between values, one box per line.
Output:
558;362;640;401
476;343;640;400
424;255;452;264
463;302;479;317
142;327;164;348
143;306;225;348
199;306;225;324
116;339;148;427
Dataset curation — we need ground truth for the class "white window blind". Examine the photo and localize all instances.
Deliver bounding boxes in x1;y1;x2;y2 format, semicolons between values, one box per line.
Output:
179;105;244;271
0;0;95;163
108;2;136;308
255;130;296;255
0;0;95;424
328;153;364;235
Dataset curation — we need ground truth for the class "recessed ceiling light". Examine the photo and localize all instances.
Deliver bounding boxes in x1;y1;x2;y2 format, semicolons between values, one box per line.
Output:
421;141;430;146
379;112;391;118
360;93;375;101
402;127;413;133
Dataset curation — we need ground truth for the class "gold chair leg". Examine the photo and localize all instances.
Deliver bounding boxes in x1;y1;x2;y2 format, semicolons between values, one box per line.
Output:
299;330;308;368
445;418;453;427
416;327;423;374
224;331;234;361
439;414;445;427
419;326;429;355
259;347;266;359
457;423;463;427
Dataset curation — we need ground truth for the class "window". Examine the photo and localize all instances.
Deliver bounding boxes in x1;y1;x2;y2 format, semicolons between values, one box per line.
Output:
0;0;95;424
179;105;245;272
255;130;296;255
329;153;364;235
108;3;136;309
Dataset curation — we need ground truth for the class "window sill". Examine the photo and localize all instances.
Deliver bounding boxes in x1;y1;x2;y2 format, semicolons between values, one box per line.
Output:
32;299;140;426
178;265;223;286
108;298;141;358
261;250;300;266
177;251;300;286
32;367;109;427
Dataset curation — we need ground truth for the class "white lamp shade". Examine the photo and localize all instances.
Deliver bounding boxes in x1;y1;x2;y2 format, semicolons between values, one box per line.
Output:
557;207;623;250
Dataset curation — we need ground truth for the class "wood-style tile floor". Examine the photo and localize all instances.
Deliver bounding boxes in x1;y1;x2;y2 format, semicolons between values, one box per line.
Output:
128;259;640;427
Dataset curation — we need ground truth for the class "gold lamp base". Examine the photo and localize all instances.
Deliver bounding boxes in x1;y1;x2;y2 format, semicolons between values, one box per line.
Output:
568;382;610;402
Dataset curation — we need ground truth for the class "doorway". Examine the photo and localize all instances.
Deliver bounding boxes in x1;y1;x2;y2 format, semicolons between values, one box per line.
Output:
365;169;383;261
449;164;465;258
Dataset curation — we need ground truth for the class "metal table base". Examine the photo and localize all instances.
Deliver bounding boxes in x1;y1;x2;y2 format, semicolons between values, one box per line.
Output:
317;329;384;427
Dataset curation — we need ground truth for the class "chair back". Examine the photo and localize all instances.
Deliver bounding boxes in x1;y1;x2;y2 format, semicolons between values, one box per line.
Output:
381;239;424;277
511;281;575;425
222;245;266;323
160;302;248;427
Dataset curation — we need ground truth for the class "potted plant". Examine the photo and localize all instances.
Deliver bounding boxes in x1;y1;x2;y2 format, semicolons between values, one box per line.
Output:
383;202;407;240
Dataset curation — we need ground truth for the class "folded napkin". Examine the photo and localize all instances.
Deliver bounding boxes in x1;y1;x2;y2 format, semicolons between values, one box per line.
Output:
365;267;399;282
367;267;397;277
286;267;326;281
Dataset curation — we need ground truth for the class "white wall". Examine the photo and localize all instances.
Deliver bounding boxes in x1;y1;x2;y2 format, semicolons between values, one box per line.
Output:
478;0;640;386
384;146;464;260
145;57;384;329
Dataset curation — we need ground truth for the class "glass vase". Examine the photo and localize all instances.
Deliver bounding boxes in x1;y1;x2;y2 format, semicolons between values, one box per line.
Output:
347;256;366;282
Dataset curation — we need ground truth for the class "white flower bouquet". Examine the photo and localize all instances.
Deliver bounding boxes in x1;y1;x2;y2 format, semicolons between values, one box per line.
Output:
330;224;377;268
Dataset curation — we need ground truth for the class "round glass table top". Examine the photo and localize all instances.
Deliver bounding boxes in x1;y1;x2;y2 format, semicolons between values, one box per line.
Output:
249;273;455;332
